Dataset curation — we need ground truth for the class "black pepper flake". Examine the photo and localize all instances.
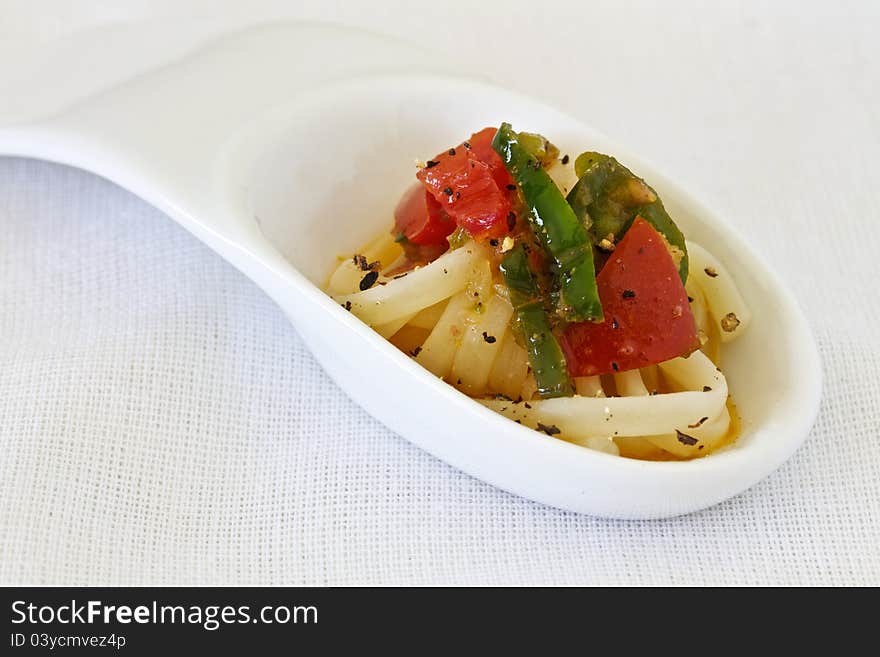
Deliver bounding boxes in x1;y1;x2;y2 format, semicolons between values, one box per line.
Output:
676;430;699;446
536;423;561;436
342;301;352;311
688;416;709;428
393;273;408;280
354;255;379;271
482;332;497;344
489;239;499;247
426;160;440;168
702;385;713;392
698;445;704;450
506;184;517;190
611;317;620;330
524;403;532;409
515;420;522;424
704;267;719;278
443;187;453;196
457;378;462;385
359;270;379;291
561;154;570;165
410;346;422;357
463;142;471;149
448;148;456;156
612;362;619;371
455;191;461;199
622;289;636;299
687;296;695;303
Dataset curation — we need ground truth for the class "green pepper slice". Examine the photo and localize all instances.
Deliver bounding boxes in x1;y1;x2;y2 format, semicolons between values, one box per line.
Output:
499;245;574;398
492;123;603;323
568;151;689;282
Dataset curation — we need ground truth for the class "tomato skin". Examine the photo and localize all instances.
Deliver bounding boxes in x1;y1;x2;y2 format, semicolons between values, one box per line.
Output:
416;132;513;240
393;182;456;246
560;218;699;377
468;127;515;189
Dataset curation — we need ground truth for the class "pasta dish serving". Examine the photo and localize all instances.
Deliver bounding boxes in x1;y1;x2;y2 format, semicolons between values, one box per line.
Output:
327;124;749;460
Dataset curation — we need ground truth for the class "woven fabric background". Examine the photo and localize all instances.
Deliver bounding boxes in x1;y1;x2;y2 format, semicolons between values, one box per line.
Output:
1;1;878;585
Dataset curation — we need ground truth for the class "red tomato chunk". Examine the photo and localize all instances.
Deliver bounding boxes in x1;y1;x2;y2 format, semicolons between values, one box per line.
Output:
467;127;515;190
393;182;455;246
561;218;699;377
416;129;513;240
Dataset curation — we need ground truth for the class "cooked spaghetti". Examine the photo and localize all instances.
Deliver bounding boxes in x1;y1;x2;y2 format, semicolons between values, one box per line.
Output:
327;124;750;460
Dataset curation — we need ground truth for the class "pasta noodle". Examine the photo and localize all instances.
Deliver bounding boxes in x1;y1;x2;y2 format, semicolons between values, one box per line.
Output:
449;293;514;396
487;331;530;401
374;313;416;339
408;300;449;330
333;242;486;326
327;232;402;295
686;241;751;343
574;376;604;397
414;291;474;379
480;350;726;441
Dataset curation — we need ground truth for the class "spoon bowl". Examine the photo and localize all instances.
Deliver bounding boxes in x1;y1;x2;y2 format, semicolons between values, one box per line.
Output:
0;24;821;518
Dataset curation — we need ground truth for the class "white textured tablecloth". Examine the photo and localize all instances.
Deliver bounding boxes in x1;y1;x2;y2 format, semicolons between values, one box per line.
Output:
1;1;879;585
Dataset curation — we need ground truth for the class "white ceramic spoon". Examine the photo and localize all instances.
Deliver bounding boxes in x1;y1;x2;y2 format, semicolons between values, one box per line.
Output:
0;23;821;519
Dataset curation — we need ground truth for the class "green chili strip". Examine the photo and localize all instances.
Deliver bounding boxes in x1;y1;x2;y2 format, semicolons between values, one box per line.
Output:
499;245;573;399
492;123;603;323
568;151;689;282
